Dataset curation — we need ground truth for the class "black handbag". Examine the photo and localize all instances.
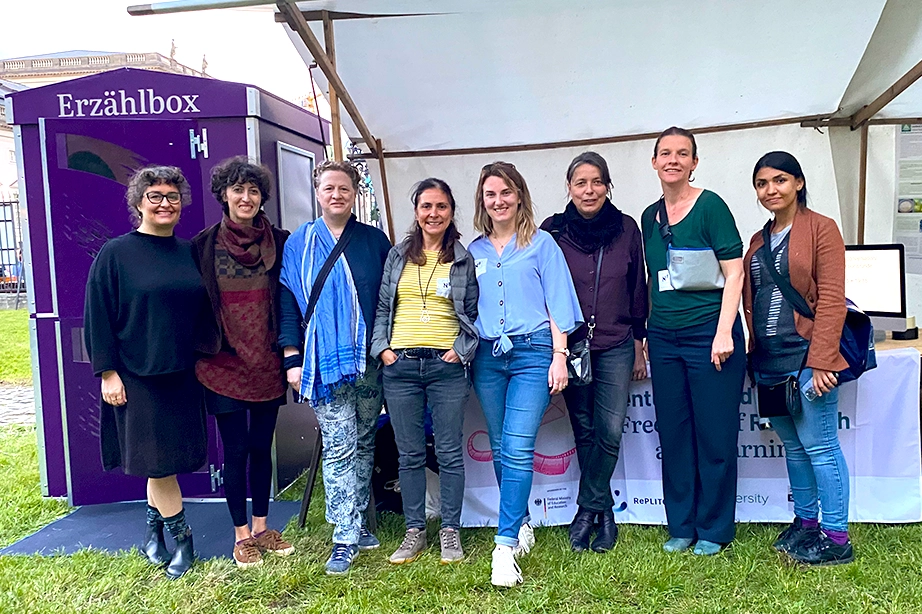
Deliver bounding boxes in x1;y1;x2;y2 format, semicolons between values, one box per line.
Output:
753;236;808;418
566;246;603;386
756;356;806;419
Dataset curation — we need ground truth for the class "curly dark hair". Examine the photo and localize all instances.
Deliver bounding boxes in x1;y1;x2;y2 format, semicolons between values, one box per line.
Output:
124;165;191;228
312;159;361;190
209;156;273;216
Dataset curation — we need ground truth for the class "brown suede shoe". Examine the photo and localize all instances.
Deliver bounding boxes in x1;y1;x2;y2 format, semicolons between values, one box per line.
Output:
254;529;295;556
233;538;263;569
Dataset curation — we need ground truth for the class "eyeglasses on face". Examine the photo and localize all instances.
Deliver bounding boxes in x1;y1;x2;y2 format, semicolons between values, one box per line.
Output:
145;191;182;205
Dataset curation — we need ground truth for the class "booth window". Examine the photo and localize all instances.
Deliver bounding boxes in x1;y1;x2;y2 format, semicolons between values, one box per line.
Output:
56;134;147;186
277;141;317;230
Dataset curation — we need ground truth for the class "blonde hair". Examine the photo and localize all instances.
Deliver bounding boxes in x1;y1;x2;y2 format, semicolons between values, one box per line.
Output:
473;161;537;248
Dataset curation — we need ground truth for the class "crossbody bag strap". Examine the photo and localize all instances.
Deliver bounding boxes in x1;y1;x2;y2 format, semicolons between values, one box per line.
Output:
303;217;358;326
756;221;812;379
586;246;604;341
656;197;672;244
757;222;814;320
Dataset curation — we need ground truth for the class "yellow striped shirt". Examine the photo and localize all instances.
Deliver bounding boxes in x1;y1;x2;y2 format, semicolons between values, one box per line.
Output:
390;250;459;350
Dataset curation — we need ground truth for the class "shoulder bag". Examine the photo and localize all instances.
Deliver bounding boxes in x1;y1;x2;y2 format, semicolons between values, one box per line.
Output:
756;221;876;385
566;246;603;386
657;198;726;291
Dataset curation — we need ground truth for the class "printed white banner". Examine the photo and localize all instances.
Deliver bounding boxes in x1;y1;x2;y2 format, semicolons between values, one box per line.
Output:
460;348;922;527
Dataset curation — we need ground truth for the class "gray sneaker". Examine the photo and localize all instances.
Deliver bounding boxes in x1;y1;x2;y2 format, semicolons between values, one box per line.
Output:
388;528;426;564
438;528;464;564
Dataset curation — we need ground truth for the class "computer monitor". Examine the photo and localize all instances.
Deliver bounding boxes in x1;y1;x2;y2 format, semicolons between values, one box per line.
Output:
844;244;909;331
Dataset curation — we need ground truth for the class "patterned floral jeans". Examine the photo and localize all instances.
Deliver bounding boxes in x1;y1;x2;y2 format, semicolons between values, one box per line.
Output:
313;367;383;545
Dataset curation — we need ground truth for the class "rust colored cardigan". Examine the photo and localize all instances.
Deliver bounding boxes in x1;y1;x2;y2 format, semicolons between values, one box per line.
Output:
742;206;849;372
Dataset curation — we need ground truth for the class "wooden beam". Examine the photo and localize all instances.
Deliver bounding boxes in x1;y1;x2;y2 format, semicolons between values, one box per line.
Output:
857;122;869;245
274;10;427;22
375;139;395;244
322;10;343;161
350;113;830;160
277;0;377;156
851;57;922;130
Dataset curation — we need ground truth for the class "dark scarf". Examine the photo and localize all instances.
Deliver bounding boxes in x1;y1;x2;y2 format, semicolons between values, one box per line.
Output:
217;212;277;269
560;199;624;253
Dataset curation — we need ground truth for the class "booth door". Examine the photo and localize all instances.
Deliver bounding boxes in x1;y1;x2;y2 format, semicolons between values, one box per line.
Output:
41;118;232;505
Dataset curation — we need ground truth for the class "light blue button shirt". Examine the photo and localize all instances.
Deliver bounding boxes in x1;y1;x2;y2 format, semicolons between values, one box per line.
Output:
468;229;582;356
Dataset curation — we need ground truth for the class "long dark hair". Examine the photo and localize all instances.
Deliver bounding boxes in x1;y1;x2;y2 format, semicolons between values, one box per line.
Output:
752;151;808;207
405;178;461;266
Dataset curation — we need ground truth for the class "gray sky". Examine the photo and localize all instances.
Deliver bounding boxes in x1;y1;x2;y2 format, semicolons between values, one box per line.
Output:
1;0;312;102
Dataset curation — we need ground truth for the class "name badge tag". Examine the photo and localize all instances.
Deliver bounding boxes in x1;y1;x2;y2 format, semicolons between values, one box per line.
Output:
658;269;675;292
475;258;487;278
436;278;451;298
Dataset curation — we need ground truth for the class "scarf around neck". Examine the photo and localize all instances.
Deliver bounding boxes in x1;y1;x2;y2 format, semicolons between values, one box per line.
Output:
279;216;366;406
218;212;276;269
562;199;624;253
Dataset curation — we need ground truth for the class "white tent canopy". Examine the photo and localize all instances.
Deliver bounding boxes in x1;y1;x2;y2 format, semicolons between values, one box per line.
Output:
129;0;922;312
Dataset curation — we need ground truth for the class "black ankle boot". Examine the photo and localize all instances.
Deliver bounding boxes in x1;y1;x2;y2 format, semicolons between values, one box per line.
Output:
165;527;195;580
591;510;618;553
569;507;596;552
143;523;171;566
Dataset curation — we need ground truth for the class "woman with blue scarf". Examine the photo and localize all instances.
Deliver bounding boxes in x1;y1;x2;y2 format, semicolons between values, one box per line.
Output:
279;160;391;575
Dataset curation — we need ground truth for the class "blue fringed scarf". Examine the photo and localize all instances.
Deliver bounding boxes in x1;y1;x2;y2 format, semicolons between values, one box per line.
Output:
279;217;366;406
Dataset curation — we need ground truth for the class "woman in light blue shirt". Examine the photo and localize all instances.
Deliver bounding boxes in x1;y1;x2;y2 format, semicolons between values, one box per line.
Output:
468;161;581;587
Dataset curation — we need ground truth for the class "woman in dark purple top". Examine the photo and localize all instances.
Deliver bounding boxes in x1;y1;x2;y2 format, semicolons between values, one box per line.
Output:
540;151;648;553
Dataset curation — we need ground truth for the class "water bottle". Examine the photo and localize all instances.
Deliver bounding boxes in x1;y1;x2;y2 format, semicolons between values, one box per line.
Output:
802;380;819;402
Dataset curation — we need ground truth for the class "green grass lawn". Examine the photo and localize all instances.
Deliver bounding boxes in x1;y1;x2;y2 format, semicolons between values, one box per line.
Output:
0;309;31;385
1;423;921;613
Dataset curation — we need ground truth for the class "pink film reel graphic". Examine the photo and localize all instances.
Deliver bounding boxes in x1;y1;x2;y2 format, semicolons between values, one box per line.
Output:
467;404;576;476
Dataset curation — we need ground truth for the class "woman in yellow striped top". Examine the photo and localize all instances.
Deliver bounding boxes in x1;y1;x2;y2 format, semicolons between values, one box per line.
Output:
371;178;479;565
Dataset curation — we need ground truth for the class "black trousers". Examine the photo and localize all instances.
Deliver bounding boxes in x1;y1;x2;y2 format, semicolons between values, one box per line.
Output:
561;339;635;512
211;395;281;528
647;316;746;544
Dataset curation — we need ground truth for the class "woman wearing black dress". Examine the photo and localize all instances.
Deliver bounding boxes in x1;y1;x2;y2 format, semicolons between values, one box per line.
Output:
84;166;208;580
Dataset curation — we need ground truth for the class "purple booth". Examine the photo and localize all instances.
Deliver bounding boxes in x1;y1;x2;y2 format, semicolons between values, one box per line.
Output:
7;67;329;505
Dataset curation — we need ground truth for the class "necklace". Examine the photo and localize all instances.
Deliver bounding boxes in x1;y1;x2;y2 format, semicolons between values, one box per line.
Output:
417;256;439;323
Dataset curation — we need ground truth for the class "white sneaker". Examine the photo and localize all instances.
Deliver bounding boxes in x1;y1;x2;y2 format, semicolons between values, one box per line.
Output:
491;545;523;587
513;522;535;557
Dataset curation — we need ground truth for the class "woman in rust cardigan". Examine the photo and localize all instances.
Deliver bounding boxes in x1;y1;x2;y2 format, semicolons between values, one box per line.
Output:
743;151;852;567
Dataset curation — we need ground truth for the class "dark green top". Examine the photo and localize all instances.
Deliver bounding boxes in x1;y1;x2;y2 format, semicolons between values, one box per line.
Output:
641;190;742;330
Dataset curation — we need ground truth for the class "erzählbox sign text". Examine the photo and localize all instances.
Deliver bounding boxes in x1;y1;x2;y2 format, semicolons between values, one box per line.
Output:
8;68;250;125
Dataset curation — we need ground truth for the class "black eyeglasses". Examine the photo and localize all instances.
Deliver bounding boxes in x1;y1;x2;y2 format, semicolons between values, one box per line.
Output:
145;192;182;205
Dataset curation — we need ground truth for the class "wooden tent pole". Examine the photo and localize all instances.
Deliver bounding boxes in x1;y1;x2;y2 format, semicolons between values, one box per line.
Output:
375;138;395;244
277;0;377;156
322;11;343;161
857;122;869;245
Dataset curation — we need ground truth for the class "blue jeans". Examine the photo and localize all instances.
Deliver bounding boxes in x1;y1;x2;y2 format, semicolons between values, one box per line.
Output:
562;338;635;512
472;328;552;547
756;368;849;532
383;354;470;530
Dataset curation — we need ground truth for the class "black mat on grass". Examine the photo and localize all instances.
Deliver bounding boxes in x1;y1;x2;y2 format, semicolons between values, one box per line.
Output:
1;500;301;559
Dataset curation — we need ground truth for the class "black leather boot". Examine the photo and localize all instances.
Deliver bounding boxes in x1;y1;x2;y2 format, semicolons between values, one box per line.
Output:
591;509;618;553
142;523;171;566
165;527;195;580
568;507;596;552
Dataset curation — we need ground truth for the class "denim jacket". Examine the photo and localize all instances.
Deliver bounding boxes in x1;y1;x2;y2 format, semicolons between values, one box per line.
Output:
371;239;479;364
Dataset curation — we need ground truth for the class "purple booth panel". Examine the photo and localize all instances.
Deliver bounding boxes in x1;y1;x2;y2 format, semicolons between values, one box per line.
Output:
20;125;55;316
59;318;218;505
33;317;67;497
39;117;245;504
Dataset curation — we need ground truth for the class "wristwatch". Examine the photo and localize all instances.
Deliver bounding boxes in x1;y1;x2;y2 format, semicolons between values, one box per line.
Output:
553;347;570;357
